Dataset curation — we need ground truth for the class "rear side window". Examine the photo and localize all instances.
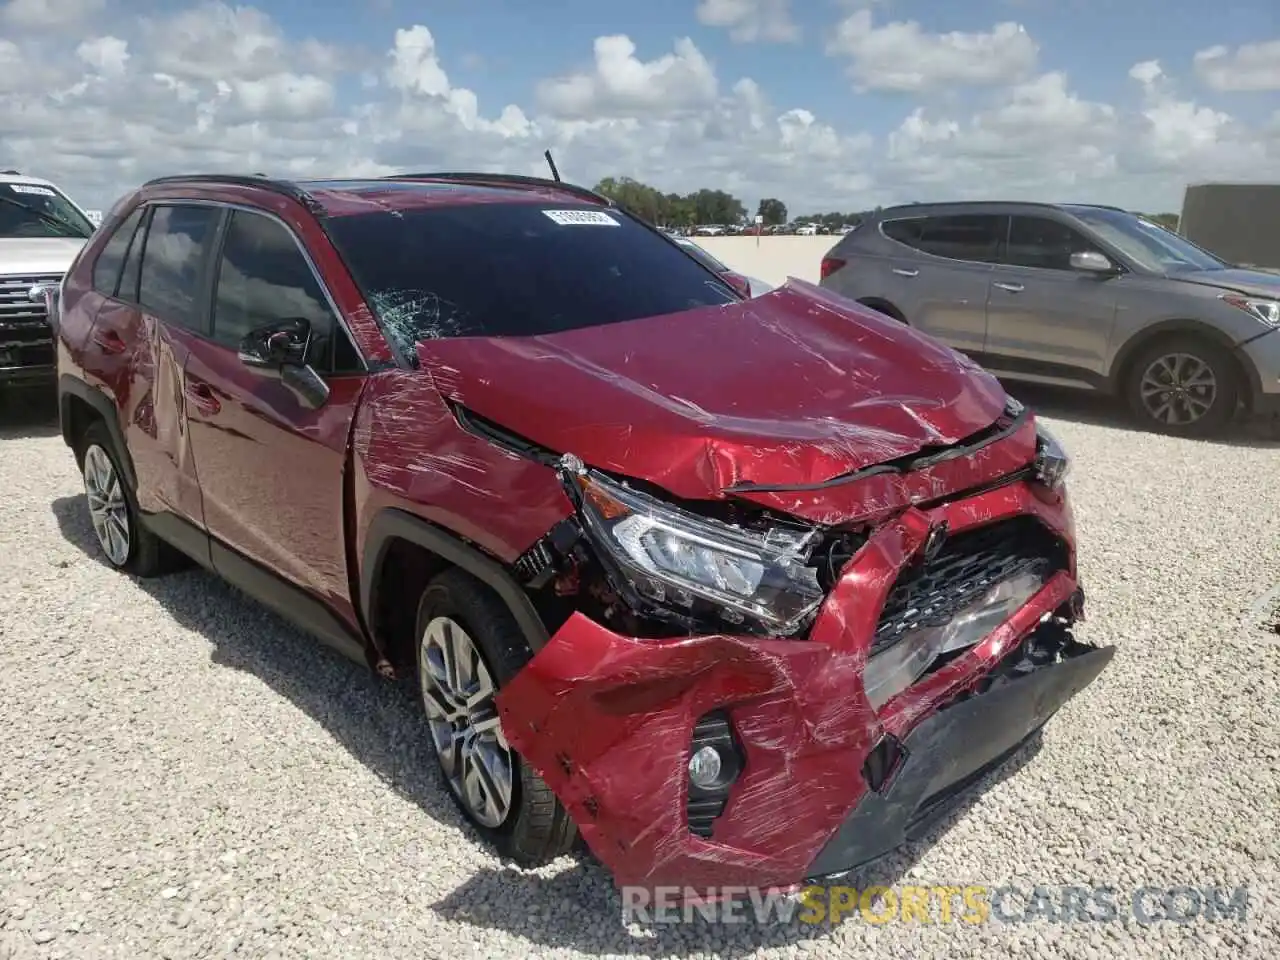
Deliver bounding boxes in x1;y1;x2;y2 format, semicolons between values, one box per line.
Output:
212;210;359;372
323;202;737;352
138;205;221;330
1004;216;1097;271
91;206;145;296
116;207;151;303
679;242;730;273
883;214;1005;263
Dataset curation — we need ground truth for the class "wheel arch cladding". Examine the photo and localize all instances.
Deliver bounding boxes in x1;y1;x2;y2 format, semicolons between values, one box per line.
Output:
58;375;135;486
1111;319;1255;400
360;509;552;668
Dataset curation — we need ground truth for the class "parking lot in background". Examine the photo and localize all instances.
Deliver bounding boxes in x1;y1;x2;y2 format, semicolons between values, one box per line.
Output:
1;246;1277;957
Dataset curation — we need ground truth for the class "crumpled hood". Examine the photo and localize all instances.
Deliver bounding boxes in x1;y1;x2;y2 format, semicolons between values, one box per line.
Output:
417;279;1009;503
1174;267;1280;299
0;237;85;276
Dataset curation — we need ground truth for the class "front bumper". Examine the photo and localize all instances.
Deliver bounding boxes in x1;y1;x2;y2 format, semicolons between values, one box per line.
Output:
1238;328;1280;413
497;478;1111;890
806;626;1113;879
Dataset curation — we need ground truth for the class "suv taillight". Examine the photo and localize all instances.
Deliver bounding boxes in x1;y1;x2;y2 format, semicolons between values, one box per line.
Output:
820;257;846;281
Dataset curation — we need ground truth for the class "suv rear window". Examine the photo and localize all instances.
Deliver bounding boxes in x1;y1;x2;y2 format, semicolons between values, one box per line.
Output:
323;202;737;352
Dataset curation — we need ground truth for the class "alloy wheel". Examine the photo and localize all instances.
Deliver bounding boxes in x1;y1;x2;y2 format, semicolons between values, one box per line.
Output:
1138;352;1218;427
83;444;131;567
418;615;514;829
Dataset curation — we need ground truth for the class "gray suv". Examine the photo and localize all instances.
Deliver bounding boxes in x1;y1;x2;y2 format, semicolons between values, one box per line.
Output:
820;201;1280;436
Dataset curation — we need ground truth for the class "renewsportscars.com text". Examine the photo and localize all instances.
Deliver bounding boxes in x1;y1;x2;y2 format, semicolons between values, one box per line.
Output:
621;884;1250;927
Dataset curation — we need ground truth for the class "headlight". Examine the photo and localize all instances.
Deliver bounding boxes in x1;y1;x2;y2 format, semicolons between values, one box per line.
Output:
1033;421;1070;491
1222;293;1280;326
561;457;824;634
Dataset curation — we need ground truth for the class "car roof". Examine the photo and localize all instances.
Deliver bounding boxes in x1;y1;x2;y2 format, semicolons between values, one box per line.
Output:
0;171;61;189
137;173;610;219
874;200;1132;219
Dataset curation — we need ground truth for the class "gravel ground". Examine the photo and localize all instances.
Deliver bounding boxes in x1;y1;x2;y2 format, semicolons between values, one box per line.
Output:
1;389;1278;960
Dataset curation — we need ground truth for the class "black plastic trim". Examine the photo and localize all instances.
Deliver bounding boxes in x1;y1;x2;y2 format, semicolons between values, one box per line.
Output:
965;351;1112;391
360;508;552;652
140;510;367;664
57;375;137;488
805;638;1115;880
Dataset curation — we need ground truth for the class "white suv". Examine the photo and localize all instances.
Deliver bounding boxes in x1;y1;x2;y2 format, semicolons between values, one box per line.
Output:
1;171;96;392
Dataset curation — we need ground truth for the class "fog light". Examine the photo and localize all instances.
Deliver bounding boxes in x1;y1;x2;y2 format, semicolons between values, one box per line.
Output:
688;745;723;789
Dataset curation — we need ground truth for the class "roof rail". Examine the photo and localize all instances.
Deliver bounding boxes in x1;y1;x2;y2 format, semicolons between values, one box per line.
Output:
382;171;614;207
140;173;325;214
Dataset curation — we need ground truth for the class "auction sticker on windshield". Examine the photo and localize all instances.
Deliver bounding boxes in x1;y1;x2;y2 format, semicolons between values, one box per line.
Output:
542;209;620;226
8;184;56;197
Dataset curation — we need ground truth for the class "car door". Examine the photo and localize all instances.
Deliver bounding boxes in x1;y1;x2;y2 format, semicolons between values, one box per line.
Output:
982;214;1120;380
879;214;1004;355
181;206;368;639
88;202;220;560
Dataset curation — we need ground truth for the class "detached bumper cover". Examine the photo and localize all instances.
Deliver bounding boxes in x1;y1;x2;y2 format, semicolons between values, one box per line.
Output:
806;634;1114;879
496;480;1110;890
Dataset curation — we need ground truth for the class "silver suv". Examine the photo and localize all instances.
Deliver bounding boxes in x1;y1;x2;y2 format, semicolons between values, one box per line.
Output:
820;201;1280;436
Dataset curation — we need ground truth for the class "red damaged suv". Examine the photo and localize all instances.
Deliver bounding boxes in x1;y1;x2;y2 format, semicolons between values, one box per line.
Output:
52;171;1113;892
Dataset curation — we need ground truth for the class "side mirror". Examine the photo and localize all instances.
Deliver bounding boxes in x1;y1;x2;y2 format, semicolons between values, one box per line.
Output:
238;317;311;369
238;317;330;410
1070;251;1116;274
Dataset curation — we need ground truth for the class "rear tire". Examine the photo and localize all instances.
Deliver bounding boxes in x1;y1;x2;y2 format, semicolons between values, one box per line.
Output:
1122;335;1238;437
415;568;577;865
77;421;175;576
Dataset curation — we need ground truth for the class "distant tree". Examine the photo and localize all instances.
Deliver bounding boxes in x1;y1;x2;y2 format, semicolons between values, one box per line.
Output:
592;176;748;226
757;198;787;226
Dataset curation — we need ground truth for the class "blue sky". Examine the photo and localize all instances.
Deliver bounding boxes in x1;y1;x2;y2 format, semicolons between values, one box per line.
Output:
3;0;1278;212
310;0;1280;131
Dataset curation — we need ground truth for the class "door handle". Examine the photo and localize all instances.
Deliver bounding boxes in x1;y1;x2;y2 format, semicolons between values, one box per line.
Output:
994;281;1024;293
92;328;127;354
892;268;919;278
185;380;221;416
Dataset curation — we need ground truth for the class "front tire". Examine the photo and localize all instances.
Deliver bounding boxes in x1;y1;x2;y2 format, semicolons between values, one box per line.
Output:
415;569;577;864
1123;335;1238;437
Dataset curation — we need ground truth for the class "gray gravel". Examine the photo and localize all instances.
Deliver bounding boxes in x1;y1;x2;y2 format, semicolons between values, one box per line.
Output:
2;391;1278;959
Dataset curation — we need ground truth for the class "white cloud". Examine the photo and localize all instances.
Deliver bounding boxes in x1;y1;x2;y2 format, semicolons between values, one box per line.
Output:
826;10;1038;92
0;4;1277;219
0;0;103;29
536;35;718;119
696;0;800;44
75;36;129;78
1193;40;1280;92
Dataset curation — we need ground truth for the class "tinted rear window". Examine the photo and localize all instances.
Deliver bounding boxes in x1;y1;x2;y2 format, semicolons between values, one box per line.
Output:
323;203;737;351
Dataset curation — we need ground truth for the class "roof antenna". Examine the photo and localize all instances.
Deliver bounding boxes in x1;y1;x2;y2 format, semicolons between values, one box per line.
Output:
544;149;561;183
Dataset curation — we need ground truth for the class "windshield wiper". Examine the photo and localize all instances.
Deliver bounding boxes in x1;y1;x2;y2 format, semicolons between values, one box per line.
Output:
0;194;90;239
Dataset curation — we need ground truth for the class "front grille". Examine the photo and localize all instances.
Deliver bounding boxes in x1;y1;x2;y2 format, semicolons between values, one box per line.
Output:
0;274;59;368
871;516;1068;655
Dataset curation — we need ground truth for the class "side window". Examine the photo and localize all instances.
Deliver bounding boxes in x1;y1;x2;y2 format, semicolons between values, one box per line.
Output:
117;207;151;304
211;210;356;372
1004;216;1096;271
881;218;924;247
915;215;1005;263
91;206;145;296
138;204;220;330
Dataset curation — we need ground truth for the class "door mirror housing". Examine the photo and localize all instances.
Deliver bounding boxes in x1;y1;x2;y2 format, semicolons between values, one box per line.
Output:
1070;250;1116;274
237;317;329;409
238;317;311;369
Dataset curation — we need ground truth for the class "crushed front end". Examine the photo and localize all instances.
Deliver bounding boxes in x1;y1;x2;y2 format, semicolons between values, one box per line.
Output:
494;405;1114;891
